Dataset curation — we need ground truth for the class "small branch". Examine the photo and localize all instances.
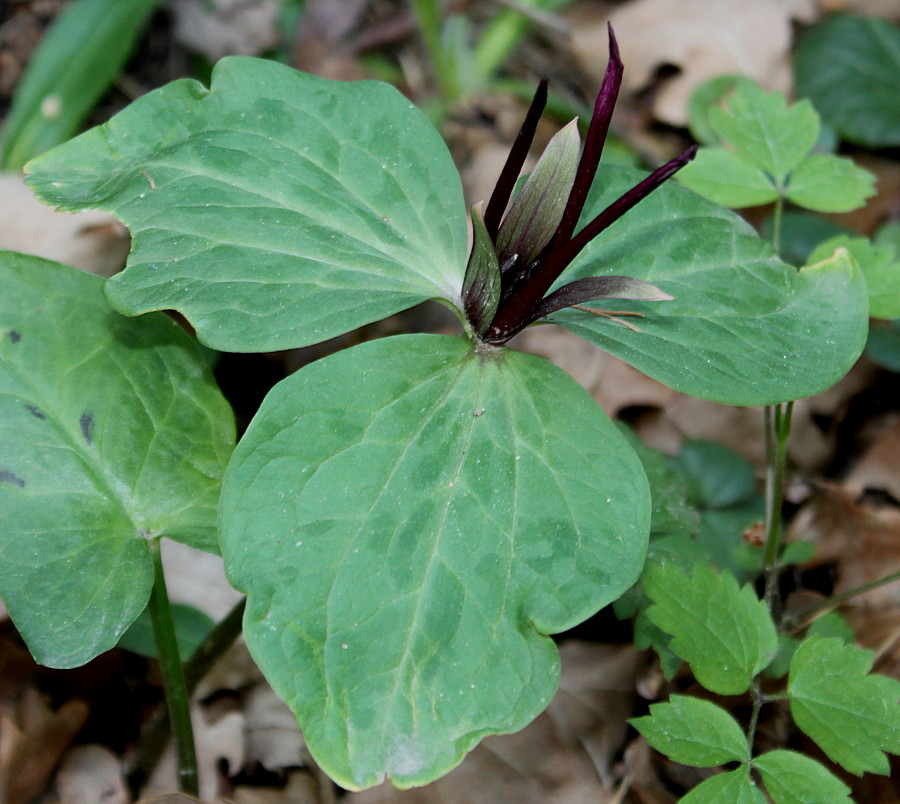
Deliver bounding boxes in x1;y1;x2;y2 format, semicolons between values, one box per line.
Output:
785;569;900;630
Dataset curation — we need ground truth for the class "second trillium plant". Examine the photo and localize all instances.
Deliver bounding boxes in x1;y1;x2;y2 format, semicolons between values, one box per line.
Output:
14;24;868;791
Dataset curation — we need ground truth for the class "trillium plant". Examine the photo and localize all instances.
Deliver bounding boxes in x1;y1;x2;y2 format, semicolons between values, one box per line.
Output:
0;21;880;797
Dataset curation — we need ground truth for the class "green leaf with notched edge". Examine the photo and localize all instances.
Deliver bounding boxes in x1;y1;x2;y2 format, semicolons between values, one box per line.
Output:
24;58;468;352
643;562;778;695
794;14;900;148
218;334;650;790
548;166;868;405
788;636;900;776
631;695;749;767
754;750;852;804
0;252;234;668
680;766;764;804
785;153;876;214
707;83;819;182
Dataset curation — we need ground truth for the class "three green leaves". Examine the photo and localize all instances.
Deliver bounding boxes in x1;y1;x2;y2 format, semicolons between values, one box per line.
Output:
5;53;872;789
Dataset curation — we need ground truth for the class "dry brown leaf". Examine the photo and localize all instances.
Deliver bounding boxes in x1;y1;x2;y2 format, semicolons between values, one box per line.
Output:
788;484;900;609
816;0;900;20
567;0;818;126
54;744;128;804
242;681;308;772
169;0;281;61
140;705;245;801
846;415;900;502
232;769;322;804
345;641;640;804
0;686;89;804
0;173;129;276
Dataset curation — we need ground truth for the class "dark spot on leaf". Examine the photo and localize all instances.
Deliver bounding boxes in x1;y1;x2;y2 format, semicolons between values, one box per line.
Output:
80;413;93;445
8;331;21;343
0;471;24;488
25;404;46;419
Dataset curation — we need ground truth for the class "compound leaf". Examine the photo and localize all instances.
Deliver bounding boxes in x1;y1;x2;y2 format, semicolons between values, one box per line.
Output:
218;333;650;790
631;695;749;767
0;252;234;668
680;766;763;804
795;14;900;148
25;58;468;352
707;83;819;182
549;166;868;405
754;750;852;804
643;562;777;695
676;147;779;208
788;636;900;776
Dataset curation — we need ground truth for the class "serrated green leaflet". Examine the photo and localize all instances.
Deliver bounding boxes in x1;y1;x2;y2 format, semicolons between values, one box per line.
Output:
677;148;779;208
548;167;868;405
631;695;749;767
809;235;900;319
680;766;763;804
707;83;818;181
219;334;650;790
24;59;468;352
785;154;876;214
788;636;900;776
754;750;852;804
643;562;777;695
794;14;900;148
0;252;234;668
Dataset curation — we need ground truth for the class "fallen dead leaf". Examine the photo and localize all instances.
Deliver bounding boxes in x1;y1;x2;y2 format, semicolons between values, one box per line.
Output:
232;769;322;804
242;681;308;773
0;173;129;276
54;744;128;804
567;0;818;126
0;686;89;804
168;0;282;61
846;414;900;502
346;641;640;803
140;704;244;801
816;0;900;20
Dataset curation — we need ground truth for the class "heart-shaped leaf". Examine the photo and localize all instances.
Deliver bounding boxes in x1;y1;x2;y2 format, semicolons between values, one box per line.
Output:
0;252;234;668
548;166;868;405
219;333;650;789
24;58;468;351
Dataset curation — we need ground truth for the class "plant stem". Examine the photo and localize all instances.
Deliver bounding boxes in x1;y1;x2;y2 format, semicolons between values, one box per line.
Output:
146;538;199;795
771;196;784;254
785;568;900;630
762;400;793;614
129;595;247;789
410;0;459;102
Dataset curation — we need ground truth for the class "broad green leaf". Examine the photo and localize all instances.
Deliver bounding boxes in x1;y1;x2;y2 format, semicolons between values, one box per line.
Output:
631;695;749;766
788;636;900;775
25;59;468;352
707;83;819;181
809;235;900;319
118;602;215;660
680;766;763;804
671;440;757;510
794;14;900;148
785;154;876;214
219;333;650;790
549;166;869;405
755;750;852;804
807;611;854;643
760;211;853;268
643;562;778;694
676;148;779;208
866;319;900;372
0;0;163;169
0;252;234;668
764;633;799;680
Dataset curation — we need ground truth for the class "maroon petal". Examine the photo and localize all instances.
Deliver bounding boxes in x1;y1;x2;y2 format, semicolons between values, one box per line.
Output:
483;79;549;240
551;23;623;246
524;275;672;327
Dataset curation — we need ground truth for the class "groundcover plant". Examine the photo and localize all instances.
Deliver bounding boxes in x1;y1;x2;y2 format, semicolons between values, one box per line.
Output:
0;24;875;794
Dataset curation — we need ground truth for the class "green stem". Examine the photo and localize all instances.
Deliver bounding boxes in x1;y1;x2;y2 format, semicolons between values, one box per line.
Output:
146;538;199;795
129;595;247;788
771;195;784;254
762;400;793;614
410;0;459;102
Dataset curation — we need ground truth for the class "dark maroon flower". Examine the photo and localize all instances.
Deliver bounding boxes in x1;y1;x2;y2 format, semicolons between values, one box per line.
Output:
462;23;697;345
